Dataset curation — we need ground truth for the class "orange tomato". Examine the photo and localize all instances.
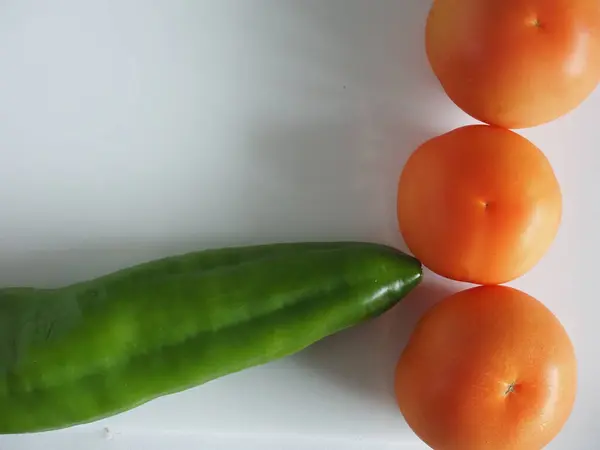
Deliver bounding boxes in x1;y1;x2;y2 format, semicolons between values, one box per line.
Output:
397;125;561;285
426;0;600;129
395;286;577;450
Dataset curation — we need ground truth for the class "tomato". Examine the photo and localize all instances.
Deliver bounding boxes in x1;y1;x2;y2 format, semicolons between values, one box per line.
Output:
397;125;561;285
426;0;600;128
395;286;577;450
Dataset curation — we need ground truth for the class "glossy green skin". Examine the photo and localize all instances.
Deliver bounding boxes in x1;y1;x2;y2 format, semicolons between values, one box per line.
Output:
0;242;422;434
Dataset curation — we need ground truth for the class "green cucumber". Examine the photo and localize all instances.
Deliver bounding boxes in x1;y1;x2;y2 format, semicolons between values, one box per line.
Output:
0;241;422;433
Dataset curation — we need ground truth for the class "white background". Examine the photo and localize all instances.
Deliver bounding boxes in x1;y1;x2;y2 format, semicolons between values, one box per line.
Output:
0;1;595;449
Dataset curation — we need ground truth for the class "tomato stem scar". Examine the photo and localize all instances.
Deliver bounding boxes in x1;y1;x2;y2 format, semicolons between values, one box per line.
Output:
505;382;518;396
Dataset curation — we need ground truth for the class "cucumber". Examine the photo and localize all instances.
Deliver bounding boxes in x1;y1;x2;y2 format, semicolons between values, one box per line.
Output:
0;242;422;433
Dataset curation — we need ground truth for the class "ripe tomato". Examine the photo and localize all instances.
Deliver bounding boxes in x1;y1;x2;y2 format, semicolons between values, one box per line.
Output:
426;0;600;129
395;286;577;450
397;125;561;285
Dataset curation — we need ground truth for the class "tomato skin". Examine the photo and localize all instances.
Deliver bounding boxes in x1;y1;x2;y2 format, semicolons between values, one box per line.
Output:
426;0;600;129
395;286;577;450
397;125;561;285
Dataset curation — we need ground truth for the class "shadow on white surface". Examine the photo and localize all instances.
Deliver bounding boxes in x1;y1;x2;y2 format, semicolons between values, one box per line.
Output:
246;117;434;250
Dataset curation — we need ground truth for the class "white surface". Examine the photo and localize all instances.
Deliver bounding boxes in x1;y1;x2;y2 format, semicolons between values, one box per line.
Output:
0;1;596;449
